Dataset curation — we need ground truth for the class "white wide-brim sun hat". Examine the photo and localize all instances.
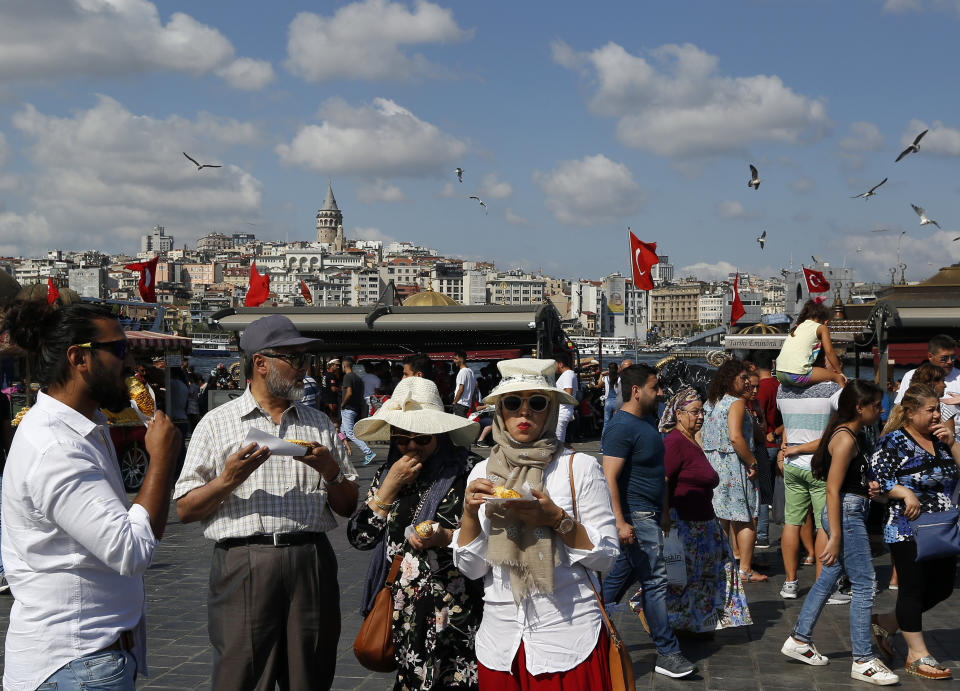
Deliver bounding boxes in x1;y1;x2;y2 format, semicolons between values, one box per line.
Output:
483;358;578;406
353;376;479;448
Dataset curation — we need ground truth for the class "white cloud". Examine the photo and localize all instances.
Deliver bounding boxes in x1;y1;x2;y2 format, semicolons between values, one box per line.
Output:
480;173;513;199
0;211;55;257
9;95;262;253
285;0;470;82
438;181;457;198
716;200;758;220
882;0;925;11
276;97;468;177
0;1;267;90
829;227;960;281
216;58;276;91
552;40;830;157
353;226;397;244
838;121;885;168
791;177;815;194
0;132;15;191
903;119;960;156
504;208;530;226
680;260;738;281
356;179;409;203
533;154;643;225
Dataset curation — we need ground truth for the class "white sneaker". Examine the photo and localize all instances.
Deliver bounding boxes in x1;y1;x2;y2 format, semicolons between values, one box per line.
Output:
780;580;799;599
827;590;852;605
851;659;899;685
781;637;830;665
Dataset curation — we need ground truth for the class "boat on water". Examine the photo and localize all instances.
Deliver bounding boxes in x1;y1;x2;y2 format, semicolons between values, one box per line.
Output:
191;332;235;357
569;336;632;358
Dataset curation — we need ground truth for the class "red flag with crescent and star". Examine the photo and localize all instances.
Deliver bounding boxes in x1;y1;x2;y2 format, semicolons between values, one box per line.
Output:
123;256;158;303
628;229;659;291
730;273;746;326
803;266;831;293
299;279;313;305
47;277;60;305
245;262;270;307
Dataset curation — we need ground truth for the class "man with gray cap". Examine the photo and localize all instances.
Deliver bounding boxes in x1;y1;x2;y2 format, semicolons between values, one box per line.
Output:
175;314;358;690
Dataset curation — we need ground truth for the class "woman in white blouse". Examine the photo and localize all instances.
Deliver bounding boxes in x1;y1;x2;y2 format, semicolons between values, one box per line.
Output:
452;358;620;689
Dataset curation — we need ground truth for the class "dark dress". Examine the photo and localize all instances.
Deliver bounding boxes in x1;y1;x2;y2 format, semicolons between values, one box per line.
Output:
348;449;483;691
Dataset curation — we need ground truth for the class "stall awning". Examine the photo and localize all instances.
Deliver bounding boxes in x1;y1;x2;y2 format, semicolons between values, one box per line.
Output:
124;330;192;352
357;348;525;362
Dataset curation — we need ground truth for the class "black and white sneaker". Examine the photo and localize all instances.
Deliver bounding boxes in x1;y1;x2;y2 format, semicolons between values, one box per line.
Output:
655;652;697;678
0;575;9;593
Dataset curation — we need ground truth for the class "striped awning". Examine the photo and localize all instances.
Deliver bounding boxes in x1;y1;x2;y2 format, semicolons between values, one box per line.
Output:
124;330;192;353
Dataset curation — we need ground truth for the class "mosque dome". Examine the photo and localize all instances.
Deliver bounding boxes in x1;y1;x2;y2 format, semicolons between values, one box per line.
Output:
402;290;458;307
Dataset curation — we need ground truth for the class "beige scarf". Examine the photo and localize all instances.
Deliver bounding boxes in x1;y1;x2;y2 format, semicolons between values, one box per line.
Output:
484;394;562;603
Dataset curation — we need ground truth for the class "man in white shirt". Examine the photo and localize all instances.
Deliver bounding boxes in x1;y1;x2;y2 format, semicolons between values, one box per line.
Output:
451;350;477;417
554;351;578;442
2;303;181;690
894;334;960;404
175;314;358;691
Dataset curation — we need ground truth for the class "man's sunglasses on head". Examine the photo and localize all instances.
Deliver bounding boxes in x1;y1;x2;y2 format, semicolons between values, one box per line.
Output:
74;339;128;360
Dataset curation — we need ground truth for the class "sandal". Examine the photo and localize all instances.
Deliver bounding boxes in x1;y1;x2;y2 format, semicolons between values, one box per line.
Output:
905;656;951;680
739;569;769;583
870;623;894;664
802;556;815;566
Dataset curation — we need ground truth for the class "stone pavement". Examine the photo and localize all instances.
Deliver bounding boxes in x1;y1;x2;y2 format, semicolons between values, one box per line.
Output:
0;439;958;689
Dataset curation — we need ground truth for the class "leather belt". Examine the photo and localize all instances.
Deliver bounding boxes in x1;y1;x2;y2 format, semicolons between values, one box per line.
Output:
101;630;135;653
216;532;325;549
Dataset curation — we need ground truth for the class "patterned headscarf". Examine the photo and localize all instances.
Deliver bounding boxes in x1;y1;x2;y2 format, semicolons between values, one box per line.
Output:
658;386;701;433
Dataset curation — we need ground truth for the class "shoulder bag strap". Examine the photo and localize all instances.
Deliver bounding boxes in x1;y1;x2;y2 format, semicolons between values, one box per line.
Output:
384;553;404;587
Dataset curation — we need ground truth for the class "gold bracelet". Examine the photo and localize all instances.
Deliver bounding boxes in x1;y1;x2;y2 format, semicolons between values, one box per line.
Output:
372;493;394;511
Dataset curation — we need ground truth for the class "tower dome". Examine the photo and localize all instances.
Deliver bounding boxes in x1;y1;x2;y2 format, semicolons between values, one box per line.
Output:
316;181;343;244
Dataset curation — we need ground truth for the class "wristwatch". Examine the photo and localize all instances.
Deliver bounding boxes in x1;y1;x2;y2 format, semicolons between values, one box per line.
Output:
553;509;576;535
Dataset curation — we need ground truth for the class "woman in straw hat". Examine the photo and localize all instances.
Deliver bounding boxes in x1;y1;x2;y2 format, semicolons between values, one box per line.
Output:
451;358;619;690
347;376;484;690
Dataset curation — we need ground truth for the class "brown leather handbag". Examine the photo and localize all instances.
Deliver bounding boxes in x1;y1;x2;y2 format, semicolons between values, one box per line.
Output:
568;453;636;691
353;553;403;672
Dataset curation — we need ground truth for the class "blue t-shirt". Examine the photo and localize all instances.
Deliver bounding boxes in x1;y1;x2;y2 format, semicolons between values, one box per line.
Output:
602;409;665;515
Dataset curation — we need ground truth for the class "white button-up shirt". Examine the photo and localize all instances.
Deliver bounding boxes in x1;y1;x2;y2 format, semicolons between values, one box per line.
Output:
452;451;619;675
174;387;357;542
2;392;157;691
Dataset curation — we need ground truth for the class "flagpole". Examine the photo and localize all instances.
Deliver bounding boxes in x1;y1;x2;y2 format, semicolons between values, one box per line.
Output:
628;227;639;351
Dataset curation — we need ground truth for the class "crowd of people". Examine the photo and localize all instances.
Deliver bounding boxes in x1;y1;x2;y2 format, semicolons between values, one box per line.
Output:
0;299;957;690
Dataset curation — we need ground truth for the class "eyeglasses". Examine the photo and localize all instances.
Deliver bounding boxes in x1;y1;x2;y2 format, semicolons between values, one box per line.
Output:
258;351;312;368
74;339;128;360
391;433;435;447
501;394;550;413
933;354;955;364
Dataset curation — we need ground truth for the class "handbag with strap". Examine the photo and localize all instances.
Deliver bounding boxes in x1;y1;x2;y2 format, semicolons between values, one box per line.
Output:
909;507;960;561
354;553;403;672
567;453;636;691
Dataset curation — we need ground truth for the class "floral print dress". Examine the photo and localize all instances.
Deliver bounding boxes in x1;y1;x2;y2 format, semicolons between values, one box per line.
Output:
701;394;759;522
348;456;483;691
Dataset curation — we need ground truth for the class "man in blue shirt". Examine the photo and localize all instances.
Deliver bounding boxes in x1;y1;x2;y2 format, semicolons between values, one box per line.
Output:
601;364;695;679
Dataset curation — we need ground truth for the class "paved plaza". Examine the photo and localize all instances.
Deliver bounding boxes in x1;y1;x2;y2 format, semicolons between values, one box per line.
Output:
0;439;958;689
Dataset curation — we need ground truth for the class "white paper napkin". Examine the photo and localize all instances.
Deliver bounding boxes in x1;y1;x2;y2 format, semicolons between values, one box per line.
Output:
241;427;312;457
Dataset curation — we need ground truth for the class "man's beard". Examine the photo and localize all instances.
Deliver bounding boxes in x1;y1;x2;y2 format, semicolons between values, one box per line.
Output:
86;359;131;412
266;365;304;401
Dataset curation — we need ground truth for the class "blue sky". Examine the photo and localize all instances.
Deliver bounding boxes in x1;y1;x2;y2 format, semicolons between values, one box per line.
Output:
1;0;959;282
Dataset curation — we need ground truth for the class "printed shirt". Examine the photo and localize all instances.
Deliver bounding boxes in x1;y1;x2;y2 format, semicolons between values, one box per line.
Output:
870;428;959;543
2;393;156;691
174;386;358;542
776;381;842;471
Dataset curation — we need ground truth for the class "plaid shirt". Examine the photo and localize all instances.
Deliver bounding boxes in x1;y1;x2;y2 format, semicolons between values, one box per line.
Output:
175;387;358;542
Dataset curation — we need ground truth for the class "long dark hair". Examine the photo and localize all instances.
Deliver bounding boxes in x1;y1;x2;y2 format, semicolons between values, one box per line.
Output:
2;300;116;389
811;380;882;480
790;299;831;336
706;358;745;405
608;362;619;387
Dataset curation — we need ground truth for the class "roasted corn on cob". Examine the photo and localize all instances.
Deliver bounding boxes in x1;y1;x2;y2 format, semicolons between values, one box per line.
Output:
126;376;155;416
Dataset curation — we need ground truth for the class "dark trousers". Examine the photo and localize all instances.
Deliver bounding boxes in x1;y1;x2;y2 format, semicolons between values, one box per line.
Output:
208;535;341;691
451;403;470;417
889;540;957;633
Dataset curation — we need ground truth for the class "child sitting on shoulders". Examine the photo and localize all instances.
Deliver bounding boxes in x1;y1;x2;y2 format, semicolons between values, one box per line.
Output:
776;299;846;388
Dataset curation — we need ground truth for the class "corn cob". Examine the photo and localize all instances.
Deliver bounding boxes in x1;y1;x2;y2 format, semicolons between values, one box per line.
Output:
126;376;155;416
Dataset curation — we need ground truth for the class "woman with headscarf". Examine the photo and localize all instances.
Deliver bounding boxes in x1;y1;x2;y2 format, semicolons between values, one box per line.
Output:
452;359;620;690
347;376;484;690
642;387;751;634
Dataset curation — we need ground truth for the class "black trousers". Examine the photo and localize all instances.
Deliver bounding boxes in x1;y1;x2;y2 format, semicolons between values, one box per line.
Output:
451;403;470;417
208;535;340;691
889;539;957;633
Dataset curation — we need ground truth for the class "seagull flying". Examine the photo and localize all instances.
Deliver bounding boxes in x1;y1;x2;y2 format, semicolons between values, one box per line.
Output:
747;164;761;190
468;195;487;215
895;129;928;162
851;177;887;200
856;246;864;254
756;230;767;250
911;203;941;229
454;167;464;183
183;152;222;171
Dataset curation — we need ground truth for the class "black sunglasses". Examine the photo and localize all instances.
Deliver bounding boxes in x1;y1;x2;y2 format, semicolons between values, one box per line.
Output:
391;433;435;446
501;394;550;413
74;339;128;360
259;351;312;368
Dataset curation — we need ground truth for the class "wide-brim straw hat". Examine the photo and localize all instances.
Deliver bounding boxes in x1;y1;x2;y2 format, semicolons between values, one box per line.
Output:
354;376;479;447
483;358;578;406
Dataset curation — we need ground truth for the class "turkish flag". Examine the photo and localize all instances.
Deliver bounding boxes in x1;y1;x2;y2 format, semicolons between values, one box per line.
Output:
245;262;270;307
730;273;746;326
47;277;60;305
299;279;313;305
803;267;831;293
628;230;659;290
124;256;158;303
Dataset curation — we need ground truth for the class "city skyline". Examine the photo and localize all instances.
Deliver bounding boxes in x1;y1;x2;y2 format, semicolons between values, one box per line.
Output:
1;2;959;282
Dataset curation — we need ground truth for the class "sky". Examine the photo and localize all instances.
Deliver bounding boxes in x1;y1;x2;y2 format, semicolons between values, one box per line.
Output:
1;0;960;283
